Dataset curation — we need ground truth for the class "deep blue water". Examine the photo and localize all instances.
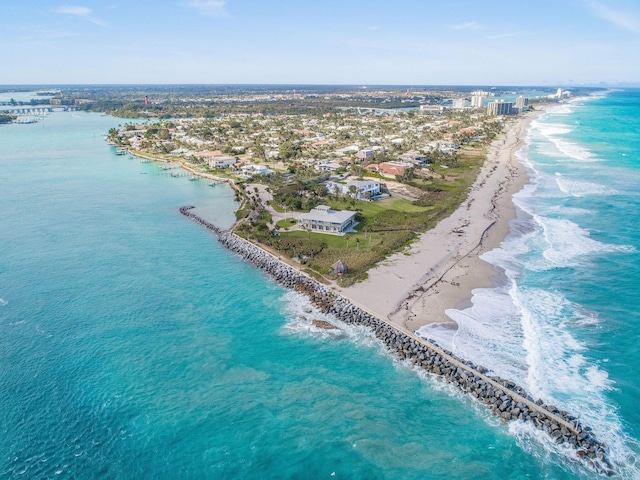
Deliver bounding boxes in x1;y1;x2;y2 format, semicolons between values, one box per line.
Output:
0;103;634;479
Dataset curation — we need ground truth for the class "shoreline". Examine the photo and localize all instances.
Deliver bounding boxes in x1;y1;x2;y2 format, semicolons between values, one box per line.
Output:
127;149;241;193
341;109;544;331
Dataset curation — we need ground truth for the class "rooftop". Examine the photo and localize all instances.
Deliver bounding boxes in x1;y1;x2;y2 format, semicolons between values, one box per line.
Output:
298;205;356;225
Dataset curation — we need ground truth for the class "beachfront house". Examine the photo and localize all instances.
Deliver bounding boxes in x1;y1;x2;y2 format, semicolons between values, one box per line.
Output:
242;164;273;176
297;205;356;235
326;180;380;200
399;150;427;165
366;161;412;177
202;155;237;169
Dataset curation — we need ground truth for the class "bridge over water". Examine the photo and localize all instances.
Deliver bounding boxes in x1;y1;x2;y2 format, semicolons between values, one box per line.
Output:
0;106;54;115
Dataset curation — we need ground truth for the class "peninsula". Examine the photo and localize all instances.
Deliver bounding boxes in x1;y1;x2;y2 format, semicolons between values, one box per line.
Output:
101;85;550;331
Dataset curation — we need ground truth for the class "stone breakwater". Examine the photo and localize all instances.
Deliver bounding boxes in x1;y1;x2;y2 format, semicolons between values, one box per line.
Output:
180;206;614;476
180;206;224;234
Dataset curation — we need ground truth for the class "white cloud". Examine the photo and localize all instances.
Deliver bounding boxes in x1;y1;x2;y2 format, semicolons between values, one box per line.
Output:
54;5;108;26
185;0;228;17
450;21;482;30
585;0;640;34
55;6;92;16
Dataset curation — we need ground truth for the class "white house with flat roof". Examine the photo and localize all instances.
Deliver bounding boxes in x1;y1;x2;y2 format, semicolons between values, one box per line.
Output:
208;156;237;168
297;205;356;235
326;180;380;200
314;160;341;172
241;164;273;176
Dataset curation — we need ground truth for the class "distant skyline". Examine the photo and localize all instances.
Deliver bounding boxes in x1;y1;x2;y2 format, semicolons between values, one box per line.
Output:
1;0;640;86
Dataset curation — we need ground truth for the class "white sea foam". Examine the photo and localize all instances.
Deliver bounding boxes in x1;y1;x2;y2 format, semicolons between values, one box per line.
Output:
537;123;574;136
546;206;595;216
546;104;575;115
554;139;597;162
424;273;640;476
534;121;597;162
279;291;389;352
538;216;634;268
280;291;346;340
554;173;617;197
508;420;612;477
434;267;640;475
542;135;596;163
0;298;7;306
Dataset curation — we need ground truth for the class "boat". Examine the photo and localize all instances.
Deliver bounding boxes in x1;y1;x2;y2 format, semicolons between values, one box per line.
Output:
189;176;198;181
115;147;128;155
208;181;218;186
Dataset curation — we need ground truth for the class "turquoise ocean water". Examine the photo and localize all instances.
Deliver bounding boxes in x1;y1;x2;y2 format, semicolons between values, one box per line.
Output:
0;93;638;478
421;89;640;478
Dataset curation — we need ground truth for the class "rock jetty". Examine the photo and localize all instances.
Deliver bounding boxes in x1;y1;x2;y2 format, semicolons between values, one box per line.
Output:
180;206;614;475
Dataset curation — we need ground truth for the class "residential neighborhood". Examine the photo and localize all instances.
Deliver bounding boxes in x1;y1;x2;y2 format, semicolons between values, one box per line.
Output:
105;86;538;284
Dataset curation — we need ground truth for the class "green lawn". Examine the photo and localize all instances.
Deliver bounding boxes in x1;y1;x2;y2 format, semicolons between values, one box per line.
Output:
326;197;429;216
275;218;297;228
285;229;383;250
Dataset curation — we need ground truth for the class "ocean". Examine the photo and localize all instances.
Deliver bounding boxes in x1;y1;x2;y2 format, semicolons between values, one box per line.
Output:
0;93;637;479
421;89;640;478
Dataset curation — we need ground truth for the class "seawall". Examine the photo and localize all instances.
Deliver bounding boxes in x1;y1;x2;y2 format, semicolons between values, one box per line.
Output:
180;206;614;476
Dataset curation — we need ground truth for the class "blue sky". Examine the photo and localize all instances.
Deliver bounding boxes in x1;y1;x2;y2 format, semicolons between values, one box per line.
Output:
1;0;639;85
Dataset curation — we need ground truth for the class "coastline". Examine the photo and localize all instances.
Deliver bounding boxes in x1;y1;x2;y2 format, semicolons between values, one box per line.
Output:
127;149;241;192
341;109;544;331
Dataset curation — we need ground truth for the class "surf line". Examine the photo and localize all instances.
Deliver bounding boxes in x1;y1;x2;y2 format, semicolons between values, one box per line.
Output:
180;205;614;476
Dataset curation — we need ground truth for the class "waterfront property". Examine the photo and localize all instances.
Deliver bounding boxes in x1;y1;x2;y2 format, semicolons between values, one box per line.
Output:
399;150;427;165
326;180;381;200
297;205;356;235
242;164;273;176
487;100;515;116
366;161;413;177
208;155;237;169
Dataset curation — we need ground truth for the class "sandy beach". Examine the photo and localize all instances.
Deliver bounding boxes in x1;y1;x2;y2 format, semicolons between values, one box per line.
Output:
341;110;541;331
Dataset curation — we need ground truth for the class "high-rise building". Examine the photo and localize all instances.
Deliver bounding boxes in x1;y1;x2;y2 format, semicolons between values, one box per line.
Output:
471;90;489;108
487;100;515;116
515;96;528;109
471;95;486;108
452;98;470;109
